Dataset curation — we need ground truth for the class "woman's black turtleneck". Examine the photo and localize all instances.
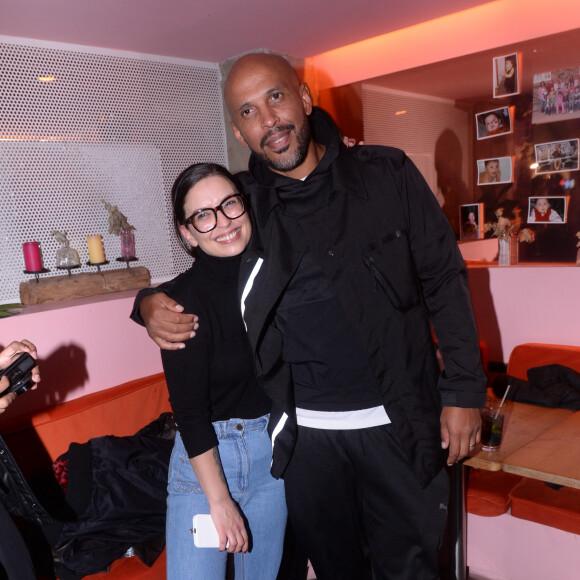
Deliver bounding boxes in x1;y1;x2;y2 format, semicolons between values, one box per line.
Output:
160;248;270;459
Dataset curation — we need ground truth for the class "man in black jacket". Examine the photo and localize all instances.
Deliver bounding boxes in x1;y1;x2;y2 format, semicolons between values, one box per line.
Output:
134;53;487;579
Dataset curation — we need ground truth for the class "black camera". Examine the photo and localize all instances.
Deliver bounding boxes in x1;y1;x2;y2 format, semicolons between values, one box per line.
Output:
0;352;36;397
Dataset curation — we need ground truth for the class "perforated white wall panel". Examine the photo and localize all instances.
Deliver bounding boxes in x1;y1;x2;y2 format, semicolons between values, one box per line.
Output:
0;38;227;303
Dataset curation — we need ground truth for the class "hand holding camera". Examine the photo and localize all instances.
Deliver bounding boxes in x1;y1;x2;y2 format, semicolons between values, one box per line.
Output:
0;340;40;411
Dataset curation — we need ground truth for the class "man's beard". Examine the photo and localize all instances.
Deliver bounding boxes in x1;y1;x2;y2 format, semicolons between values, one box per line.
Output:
255;117;311;173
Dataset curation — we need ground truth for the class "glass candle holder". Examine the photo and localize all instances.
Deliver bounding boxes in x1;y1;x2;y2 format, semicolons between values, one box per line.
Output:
55;242;80;267
120;229;136;259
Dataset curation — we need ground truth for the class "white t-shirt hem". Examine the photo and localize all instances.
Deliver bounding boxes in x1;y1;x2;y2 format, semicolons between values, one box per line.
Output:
295;405;390;430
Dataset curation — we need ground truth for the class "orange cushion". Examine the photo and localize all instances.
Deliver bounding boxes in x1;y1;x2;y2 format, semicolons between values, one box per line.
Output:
82;549;166;579
507;344;580;380
466;467;523;517
2;374;171;580
3;373;171;477
509;478;580;535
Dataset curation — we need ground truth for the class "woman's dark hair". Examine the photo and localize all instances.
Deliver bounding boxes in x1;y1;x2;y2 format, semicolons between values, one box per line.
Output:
171;163;245;255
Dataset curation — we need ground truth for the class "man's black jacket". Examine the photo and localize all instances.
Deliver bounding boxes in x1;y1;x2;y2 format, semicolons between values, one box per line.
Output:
237;109;486;487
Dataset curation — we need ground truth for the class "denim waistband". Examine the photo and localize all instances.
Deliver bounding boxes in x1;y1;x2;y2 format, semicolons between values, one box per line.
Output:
212;414;270;439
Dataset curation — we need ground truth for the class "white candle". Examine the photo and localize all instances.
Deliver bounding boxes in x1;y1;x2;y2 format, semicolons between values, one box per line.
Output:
86;235;106;264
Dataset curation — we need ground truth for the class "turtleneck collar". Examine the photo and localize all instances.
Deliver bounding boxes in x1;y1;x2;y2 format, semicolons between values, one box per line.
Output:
194;246;242;281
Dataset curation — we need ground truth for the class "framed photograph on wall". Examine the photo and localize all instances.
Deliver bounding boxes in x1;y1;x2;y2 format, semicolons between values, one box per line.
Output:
532;66;580;124
476;107;512;140
459;203;484;240
527;196;569;224
477;157;513;185
493;53;519;98
534;139;579;174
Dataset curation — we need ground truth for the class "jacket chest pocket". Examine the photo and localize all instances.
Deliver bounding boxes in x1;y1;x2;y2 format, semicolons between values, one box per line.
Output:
363;229;420;312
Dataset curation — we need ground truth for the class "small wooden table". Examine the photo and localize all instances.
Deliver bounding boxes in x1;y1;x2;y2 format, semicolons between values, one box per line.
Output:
502;411;580;488
448;402;574;580
465;402;573;471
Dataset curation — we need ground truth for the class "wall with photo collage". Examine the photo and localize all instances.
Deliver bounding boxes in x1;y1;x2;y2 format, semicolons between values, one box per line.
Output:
326;28;580;262
473;55;579;263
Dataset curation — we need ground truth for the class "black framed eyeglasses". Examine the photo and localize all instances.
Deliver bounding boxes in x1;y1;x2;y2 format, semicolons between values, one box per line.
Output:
184;194;247;233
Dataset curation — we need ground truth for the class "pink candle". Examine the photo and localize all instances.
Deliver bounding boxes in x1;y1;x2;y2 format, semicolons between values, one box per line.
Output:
23;241;43;271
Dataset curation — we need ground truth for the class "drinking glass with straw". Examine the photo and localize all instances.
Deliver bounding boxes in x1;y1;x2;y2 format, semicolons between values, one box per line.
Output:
481;385;511;451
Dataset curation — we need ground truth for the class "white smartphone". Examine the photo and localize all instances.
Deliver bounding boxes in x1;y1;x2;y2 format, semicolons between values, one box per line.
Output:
192;514;220;548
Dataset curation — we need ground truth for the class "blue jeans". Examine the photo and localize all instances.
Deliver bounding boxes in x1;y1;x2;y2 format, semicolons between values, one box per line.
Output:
166;415;287;579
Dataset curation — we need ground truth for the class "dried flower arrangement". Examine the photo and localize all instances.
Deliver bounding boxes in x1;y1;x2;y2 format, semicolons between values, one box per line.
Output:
483;208;535;243
101;200;135;235
51;230;71;245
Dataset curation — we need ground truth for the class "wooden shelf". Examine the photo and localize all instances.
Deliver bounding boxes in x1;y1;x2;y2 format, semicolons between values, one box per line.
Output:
19;266;151;305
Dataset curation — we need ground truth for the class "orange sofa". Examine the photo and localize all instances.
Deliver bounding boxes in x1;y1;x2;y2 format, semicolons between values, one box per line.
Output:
1;373;171;579
467;343;580;534
506;343;580;535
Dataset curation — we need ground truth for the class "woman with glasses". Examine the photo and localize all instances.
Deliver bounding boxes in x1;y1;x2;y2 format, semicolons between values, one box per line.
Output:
160;163;286;579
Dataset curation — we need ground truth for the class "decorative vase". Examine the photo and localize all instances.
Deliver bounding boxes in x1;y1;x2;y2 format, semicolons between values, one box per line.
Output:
120;228;136;259
55;241;80;267
498;237;511;266
498;236;519;266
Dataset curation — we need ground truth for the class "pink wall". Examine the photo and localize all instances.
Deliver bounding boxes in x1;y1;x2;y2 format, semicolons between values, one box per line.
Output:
0;290;162;427
467;511;580;580
466;264;580;363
